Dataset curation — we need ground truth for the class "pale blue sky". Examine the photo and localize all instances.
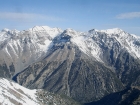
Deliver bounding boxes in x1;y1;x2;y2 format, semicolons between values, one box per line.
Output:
0;0;140;35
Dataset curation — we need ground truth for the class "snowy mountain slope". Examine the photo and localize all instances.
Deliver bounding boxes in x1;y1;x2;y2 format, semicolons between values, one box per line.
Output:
0;26;62;77
0;78;39;105
0;78;80;105
0;26;140;76
100;28;140;58
58;28;140;62
66;29;103;62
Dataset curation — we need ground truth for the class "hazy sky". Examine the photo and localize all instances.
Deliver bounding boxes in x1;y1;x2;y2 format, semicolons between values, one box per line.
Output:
0;0;140;35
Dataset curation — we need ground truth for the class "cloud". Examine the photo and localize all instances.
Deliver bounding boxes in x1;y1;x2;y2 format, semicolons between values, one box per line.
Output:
0;12;65;22
116;12;140;19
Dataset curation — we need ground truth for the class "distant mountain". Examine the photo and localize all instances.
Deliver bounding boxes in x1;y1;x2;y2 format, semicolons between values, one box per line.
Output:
0;78;80;105
0;26;140;104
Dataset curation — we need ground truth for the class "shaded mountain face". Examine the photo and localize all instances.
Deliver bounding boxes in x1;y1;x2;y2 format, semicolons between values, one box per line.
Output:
0;78;80;105
0;26;140;103
84;86;140;105
14;42;124;103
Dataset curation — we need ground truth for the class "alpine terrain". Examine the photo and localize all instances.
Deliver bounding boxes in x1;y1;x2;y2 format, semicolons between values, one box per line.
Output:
0;25;140;104
0;78;80;105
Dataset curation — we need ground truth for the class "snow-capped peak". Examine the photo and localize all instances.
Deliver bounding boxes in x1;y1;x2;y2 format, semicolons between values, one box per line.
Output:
30;25;62;32
1;28;10;32
31;25;51;31
88;29;98;36
29;25;63;38
92;28;140;59
62;28;83;38
1;28;19;33
100;28;125;35
0;25;140;65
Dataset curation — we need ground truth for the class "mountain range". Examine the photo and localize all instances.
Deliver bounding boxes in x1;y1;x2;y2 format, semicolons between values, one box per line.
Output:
0;26;140;105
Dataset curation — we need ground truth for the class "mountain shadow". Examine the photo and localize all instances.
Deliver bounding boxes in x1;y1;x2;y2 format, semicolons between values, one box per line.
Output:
84;86;140;105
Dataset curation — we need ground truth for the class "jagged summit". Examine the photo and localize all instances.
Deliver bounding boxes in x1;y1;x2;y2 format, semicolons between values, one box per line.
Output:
29;25;62;32
0;25;140;64
0;25;140;61
100;28;125;34
1;28;10;32
62;28;83;38
88;29;96;33
0;26;129;38
32;25;51;31
1;28;19;33
28;25;63;38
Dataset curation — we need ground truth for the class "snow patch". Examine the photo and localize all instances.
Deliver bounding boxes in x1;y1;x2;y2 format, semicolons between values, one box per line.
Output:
0;78;39;105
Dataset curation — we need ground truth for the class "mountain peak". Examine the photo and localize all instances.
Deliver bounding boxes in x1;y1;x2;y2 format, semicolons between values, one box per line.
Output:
65;28;76;34
63;28;83;38
88;29;99;34
28;25;63;38
1;28;10;32
100;28;125;34
30;25;51;31
1;28;19;32
29;25;62;32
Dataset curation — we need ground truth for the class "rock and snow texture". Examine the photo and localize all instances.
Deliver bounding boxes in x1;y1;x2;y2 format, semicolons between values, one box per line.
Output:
0;26;62;77
61;28;140;61
0;78;39;105
0;26;140;104
0;78;80;105
0;26;140;78
99;28;140;58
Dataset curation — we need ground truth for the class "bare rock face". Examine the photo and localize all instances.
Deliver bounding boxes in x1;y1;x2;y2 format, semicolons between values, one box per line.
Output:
14;42;124;103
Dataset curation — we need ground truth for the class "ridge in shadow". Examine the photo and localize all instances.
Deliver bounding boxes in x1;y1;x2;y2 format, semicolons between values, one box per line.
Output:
84;87;140;105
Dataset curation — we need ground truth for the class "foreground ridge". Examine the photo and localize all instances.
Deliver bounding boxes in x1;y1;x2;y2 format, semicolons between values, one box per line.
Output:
0;78;80;105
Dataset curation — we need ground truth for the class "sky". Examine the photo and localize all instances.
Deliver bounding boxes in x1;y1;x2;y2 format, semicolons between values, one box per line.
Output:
0;0;140;35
